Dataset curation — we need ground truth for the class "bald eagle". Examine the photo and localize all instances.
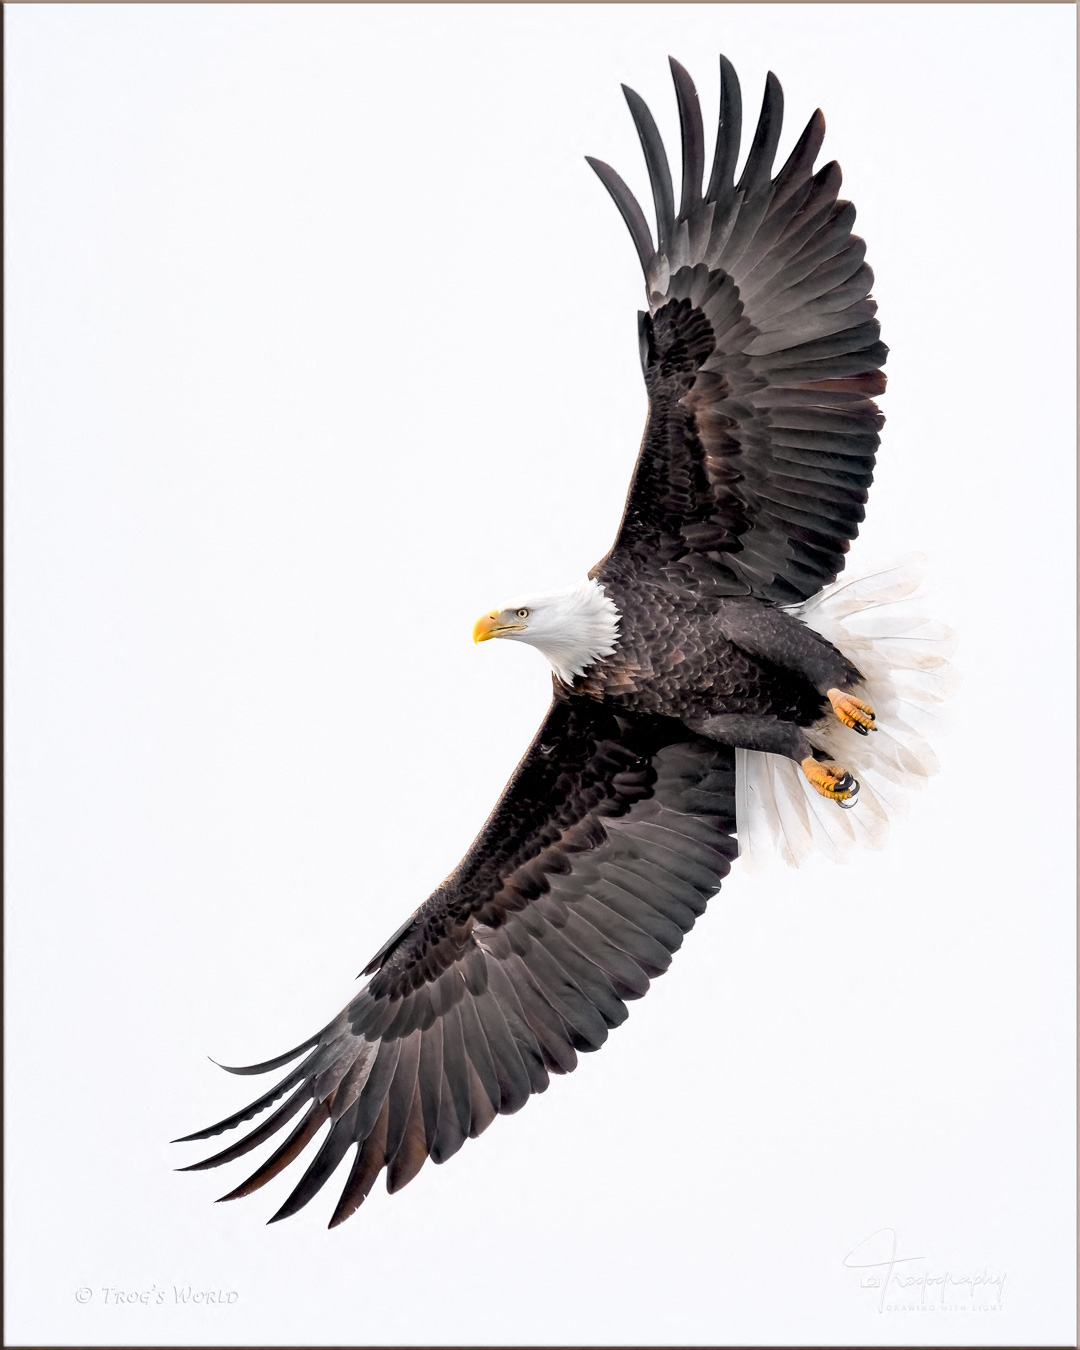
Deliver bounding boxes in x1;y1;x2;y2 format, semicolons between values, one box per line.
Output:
176;55;951;1225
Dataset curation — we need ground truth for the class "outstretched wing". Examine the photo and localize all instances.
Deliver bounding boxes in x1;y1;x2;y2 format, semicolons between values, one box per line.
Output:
588;57;887;605
176;699;737;1226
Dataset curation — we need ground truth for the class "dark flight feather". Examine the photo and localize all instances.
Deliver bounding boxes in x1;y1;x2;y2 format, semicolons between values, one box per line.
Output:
177;1085;311;1172
173;1049;321;1143
177;701;737;1222
583;157;654;275
621;85;676;257
588;58;886;605
669;58;704;216
706;54;742;206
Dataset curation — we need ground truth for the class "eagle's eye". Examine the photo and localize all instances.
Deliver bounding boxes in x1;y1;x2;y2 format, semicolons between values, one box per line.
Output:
515;608;530;619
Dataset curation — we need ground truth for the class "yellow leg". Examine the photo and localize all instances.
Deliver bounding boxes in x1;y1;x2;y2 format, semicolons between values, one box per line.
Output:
801;757;859;803
827;687;876;734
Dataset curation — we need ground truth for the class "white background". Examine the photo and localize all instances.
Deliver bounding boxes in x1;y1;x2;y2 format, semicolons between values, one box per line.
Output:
6;3;1075;1346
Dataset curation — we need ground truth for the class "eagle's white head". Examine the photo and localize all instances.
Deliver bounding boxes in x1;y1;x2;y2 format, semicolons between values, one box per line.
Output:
472;578;621;685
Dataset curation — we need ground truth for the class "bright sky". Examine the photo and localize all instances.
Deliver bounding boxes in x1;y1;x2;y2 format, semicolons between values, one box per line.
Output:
6;4;1075;1346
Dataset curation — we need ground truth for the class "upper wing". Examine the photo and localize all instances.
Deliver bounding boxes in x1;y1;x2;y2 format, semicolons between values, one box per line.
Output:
588;57;887;605
176;699;737;1226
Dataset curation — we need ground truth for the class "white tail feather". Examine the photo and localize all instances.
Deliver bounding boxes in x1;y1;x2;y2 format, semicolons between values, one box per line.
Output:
736;554;956;870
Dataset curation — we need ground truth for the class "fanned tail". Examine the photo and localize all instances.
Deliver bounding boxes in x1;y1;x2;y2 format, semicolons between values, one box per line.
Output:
736;554;957;868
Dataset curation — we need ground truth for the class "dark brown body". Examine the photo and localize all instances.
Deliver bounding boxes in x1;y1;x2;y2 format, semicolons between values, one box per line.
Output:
563;576;860;737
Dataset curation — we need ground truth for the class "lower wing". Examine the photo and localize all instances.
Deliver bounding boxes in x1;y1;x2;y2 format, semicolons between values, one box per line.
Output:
175;699;738;1226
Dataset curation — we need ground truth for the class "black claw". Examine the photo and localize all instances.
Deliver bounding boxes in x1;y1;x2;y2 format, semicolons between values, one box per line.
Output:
852;722;868;736
835;772;854;791
838;795;859;810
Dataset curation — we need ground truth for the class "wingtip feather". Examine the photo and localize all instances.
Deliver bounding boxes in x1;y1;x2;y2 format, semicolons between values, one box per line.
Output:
208;1031;321;1077
621;82;676;256
585;155;655;279
668;56;705;219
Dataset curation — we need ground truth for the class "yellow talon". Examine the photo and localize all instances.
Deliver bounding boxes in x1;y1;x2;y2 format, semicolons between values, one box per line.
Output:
827;688;876;733
801;757;859;802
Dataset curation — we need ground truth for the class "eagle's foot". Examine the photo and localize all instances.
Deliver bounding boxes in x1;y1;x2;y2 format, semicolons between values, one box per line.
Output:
827;688;876;735
801;756;860;805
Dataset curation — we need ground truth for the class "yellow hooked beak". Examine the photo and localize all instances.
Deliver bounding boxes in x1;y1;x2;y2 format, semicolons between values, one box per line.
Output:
473;612;500;644
472;611;527;644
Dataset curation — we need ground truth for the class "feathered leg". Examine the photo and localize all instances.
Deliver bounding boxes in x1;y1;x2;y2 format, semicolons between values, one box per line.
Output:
716;600;875;733
681;713;858;804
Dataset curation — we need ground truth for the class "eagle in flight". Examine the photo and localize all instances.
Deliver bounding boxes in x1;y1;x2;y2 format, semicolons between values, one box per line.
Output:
177;55;950;1225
